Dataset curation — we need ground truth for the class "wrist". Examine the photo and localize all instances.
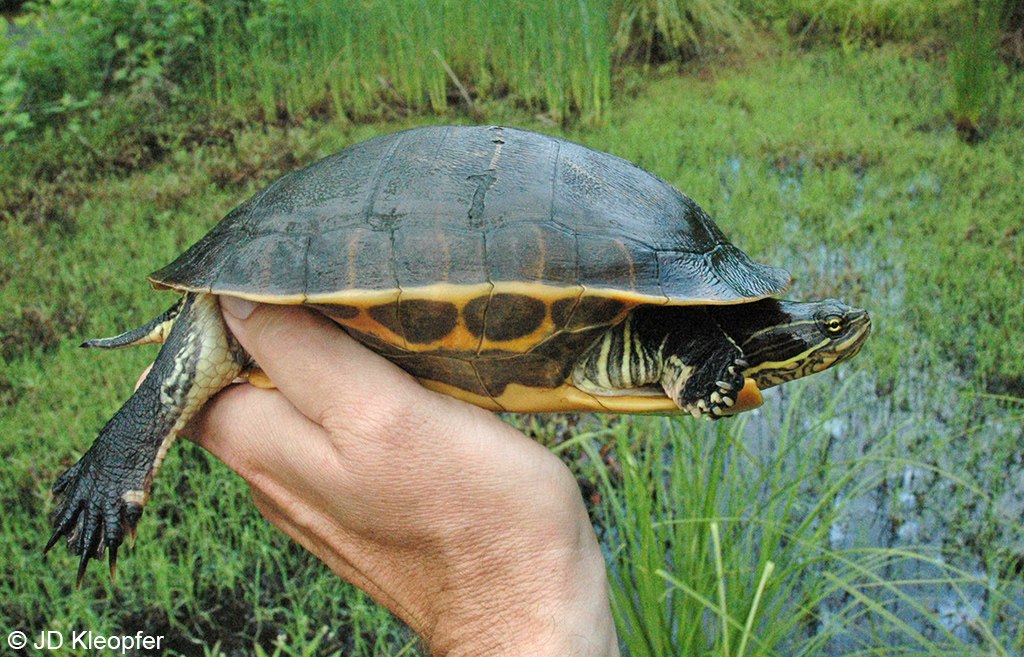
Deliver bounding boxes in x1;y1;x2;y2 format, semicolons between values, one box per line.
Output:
436;610;619;657
425;548;619;657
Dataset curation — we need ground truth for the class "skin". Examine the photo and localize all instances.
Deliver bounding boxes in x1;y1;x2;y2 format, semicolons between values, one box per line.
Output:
174;295;621;656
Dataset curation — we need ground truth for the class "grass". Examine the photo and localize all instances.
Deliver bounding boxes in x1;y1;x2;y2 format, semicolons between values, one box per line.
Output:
949;0;1009;142
2;18;1023;657
559;393;1024;656
3;0;1017;136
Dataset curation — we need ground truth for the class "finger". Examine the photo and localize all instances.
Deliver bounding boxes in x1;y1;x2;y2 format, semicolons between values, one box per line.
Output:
248;486;406;618
219;296;422;427
182;382;327;482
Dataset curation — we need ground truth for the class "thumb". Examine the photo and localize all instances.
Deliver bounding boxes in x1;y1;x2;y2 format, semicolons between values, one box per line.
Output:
218;295;417;426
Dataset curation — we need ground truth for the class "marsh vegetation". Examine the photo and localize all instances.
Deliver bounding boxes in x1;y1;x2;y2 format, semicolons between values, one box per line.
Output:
1;1;1022;655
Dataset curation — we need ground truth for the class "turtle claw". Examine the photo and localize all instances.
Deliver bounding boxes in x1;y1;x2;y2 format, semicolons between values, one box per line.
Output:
50;495;140;587
665;342;748;419
109;543;121;579
698;357;747;419
47;448;146;585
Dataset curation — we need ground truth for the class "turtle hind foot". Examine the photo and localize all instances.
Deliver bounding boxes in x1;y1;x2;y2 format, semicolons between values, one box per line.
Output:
45;439;147;585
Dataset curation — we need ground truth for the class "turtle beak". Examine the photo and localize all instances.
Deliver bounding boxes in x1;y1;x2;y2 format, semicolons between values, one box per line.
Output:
838;308;871;361
741;302;871;390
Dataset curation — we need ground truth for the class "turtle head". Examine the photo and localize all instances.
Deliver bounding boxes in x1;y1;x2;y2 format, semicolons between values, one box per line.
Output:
712;298;871;390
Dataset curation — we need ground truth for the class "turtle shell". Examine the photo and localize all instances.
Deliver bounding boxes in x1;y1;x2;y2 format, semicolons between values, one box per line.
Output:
150;125;790;411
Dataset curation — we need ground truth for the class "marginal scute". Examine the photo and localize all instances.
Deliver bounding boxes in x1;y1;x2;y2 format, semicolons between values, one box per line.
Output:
565;296;629;331
549;296;578;331
463;295;488;339
367;303;403;339
481;293;547;342
400;299;459;345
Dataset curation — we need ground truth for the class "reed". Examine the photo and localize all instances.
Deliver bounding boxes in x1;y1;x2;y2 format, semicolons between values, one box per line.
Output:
949;0;1007;143
202;0;611;124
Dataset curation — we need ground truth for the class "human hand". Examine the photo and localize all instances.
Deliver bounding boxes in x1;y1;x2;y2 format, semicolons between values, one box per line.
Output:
180;296;620;656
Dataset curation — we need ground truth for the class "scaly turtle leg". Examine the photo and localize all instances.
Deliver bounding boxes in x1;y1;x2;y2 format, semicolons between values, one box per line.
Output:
45;292;245;583
571;306;750;419
657;308;748;418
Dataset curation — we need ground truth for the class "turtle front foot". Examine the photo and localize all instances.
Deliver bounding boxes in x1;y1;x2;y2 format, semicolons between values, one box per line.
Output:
45;445;147;585
664;352;749;420
683;357;748;419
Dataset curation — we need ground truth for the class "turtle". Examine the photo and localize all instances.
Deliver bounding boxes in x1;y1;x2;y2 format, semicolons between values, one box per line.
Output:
46;125;871;580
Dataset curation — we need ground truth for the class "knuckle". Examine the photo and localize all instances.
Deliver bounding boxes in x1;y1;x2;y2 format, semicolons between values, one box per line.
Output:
319;382;446;459
247;305;305;353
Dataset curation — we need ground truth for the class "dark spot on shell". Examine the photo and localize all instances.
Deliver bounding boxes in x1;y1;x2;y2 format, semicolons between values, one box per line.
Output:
400;299;458;344
367;302;403;337
463;295;488;338
313;304;360;320
564;297;627;330
550;297;578;330
482;293;547;342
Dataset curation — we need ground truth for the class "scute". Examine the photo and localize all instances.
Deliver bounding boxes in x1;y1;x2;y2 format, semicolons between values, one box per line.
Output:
472;294;547;342
149;125;790;305
399;299;459;345
145;125;793;404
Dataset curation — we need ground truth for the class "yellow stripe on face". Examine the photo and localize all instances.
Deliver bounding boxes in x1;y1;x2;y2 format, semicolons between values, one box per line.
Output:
744;338;830;388
740;319;819;349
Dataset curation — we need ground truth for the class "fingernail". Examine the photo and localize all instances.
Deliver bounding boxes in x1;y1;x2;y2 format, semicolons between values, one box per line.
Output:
220;296;258;320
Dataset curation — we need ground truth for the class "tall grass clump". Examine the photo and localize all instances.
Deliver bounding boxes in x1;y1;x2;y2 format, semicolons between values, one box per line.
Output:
949;0;1008;143
2;0;612;138
204;0;611;124
568;383;1023;655
609;0;752;62
741;0;963;43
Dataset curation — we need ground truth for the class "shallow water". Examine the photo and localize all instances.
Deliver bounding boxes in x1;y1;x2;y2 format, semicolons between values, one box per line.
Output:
586;158;1024;653
735;162;1024;651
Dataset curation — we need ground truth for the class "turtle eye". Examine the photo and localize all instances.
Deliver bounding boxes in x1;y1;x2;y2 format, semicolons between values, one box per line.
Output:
824;316;844;334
